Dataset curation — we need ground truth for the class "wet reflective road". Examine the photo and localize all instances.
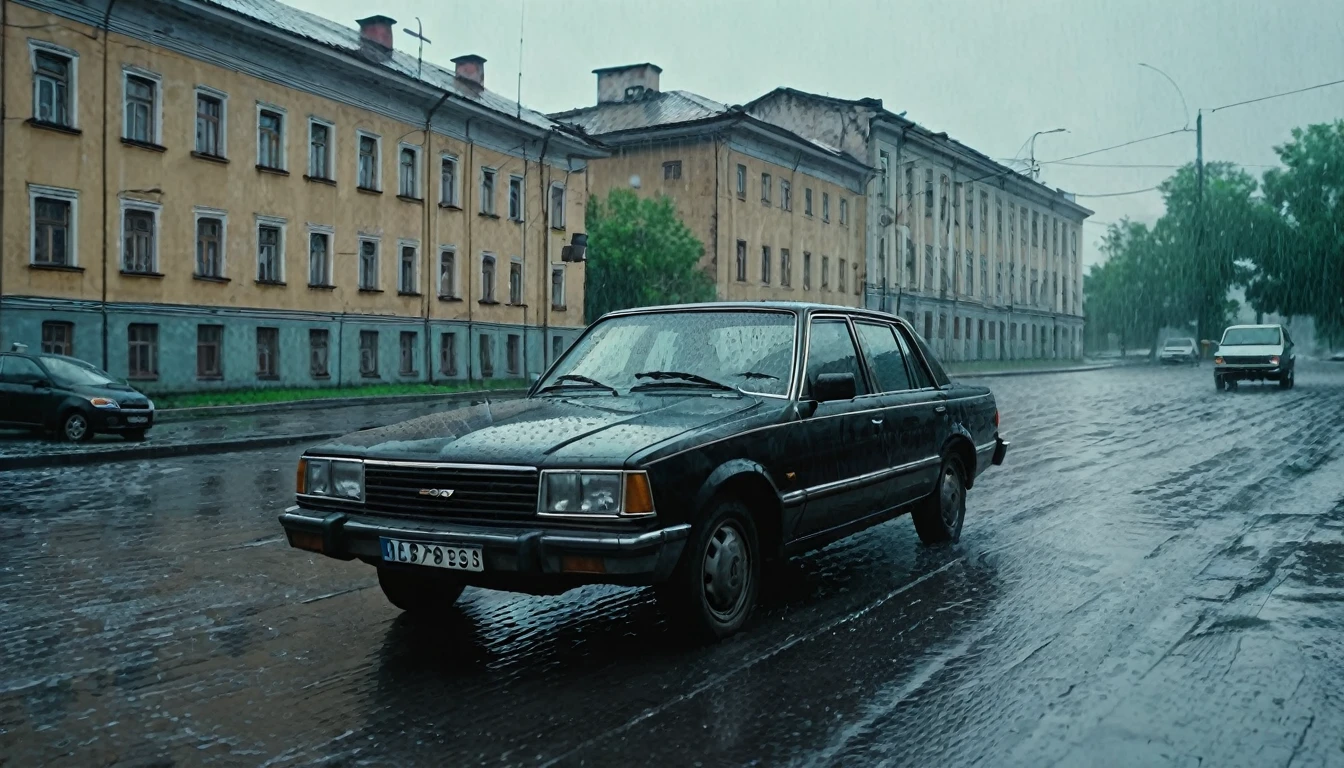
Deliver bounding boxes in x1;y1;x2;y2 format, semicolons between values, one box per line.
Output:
4;363;1343;767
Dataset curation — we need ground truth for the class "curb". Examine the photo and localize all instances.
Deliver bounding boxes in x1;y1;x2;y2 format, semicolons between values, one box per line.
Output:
155;387;527;423
0;431;344;472
951;361;1137;379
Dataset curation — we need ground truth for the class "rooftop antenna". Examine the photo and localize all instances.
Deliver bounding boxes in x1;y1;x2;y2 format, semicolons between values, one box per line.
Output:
516;0;525;117
403;17;432;79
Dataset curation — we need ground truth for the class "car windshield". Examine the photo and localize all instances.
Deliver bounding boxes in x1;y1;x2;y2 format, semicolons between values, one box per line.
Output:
537;310;796;396
40;356;120;386
1165;338;1194;348
1220;327;1280;346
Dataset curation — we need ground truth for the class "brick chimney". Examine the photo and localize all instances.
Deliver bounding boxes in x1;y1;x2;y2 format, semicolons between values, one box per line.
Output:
452;55;486;87
594;63;661;104
357;15;396;51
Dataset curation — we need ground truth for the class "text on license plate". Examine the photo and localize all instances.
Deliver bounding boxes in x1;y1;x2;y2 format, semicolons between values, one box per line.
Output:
380;537;483;572
127;416;147;424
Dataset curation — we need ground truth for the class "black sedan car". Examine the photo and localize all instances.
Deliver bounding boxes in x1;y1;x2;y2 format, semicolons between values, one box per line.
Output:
0;345;155;441
279;302;1008;640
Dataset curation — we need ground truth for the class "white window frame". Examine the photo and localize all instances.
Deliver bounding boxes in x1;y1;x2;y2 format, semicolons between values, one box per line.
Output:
549;183;566;229
307;222;334;287
439;153;460;206
357;130;382;191
121;66;162;144
29;39;79;129
193;206;228;279
480;167;498;215
397;238;420;294
438;246;458;298
118;197;162;274
255;101;288;170
397;142;422;199
307;116;336;180
551;263;567;310
28;183;79;267
193;85;229;158
254;214;287;283
508;257;524;305
357;235;381;290
480;252;498;302
508;175;525;222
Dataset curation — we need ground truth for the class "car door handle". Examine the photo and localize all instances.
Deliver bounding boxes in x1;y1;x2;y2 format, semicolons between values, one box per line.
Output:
871;417;884;425
934;405;947;414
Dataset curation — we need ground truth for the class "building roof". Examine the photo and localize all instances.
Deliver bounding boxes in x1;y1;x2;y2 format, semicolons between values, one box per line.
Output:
197;0;585;138
549;90;729;136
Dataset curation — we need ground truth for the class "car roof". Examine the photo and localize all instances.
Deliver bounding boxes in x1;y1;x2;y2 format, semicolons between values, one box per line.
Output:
602;301;917;329
1224;324;1281;330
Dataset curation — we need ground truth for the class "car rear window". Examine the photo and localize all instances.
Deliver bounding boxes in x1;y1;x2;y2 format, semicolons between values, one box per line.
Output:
1221;327;1281;346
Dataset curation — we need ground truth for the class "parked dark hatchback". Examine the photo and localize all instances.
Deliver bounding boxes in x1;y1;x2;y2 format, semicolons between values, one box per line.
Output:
0;346;156;441
280;303;1008;640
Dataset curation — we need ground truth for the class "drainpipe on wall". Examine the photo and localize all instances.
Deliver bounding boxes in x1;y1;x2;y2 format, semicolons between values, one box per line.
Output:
0;0;7;342
464;118;475;385
422;90;451;385
533;129;553;368
98;0;121;370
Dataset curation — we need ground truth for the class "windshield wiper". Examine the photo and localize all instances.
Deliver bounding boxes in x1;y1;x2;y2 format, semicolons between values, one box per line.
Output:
631;371;740;393
536;374;618;396
734;371;779;381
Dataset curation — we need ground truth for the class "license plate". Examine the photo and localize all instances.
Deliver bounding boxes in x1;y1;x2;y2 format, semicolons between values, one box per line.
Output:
380;537;483;572
127;416;148;424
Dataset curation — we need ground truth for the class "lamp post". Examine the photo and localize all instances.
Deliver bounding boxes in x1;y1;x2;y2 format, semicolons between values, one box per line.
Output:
1028;128;1067;179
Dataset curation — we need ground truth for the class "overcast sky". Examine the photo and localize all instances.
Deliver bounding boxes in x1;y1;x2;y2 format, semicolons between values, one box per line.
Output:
287;0;1344;268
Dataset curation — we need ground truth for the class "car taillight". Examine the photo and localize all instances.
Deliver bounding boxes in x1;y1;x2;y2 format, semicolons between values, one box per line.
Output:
994;409;1000;428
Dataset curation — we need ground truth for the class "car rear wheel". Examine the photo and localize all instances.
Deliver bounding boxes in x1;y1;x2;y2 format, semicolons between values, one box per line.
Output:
656;498;760;642
1279;369;1295;389
912;454;967;546
376;567;465;614
60;411;93;442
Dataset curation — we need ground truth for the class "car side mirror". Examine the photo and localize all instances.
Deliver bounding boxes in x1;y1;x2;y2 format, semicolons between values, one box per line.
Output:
813;373;857;403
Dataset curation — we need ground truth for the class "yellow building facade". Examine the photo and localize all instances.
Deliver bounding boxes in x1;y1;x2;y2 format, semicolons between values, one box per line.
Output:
1;0;600;391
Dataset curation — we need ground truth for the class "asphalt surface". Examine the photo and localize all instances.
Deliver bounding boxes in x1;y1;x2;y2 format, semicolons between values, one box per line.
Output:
3;362;1342;767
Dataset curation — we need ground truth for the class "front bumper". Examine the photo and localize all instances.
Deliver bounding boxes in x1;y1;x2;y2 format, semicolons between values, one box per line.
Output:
93;409;155;432
279;507;690;590
1215;365;1285;380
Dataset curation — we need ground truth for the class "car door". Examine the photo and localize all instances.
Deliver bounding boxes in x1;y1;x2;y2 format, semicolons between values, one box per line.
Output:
789;315;890;540
895;326;954;501
0;355;50;426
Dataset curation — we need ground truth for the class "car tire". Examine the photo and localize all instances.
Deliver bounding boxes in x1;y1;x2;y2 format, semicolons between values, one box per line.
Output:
656;498;760;642
1279;369;1294;389
376;567;465;614
60;411;93;442
912;454;967;546
123;429;148;442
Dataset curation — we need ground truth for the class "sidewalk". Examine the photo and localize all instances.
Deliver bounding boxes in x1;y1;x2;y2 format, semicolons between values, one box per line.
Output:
945;357;1148;378
0;389;524;471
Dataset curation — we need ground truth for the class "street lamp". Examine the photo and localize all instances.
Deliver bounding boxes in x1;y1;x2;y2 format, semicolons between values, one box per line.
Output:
1028;128;1067;179
1138;63;1190;129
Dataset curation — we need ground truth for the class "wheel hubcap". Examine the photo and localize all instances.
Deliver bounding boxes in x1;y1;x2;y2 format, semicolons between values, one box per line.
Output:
66;416;87;440
940;467;964;528
702;522;749;621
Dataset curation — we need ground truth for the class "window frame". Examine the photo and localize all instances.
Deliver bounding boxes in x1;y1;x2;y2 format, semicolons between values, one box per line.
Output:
121;66;162;145
480;167;498;215
780;248;792;288
438;247;458;299
761;173;772;205
506;333;521;375
397;142;422;199
663;160;682;181
193;85;228;158
549;183;567;230
357;236;381;291
822;192;830;223
29;183;79;268
439;154;460;206
41;320;74;356
551;264;566;310
254;214;287;284
780;179;792;211
735;164;747;198
255;102;287;171
508;258;524;305
307;116;336;181
804;188;813;217
357;130;382;191
439;331;458;376
119;198;162;275
839;197;849;226
193;206;228;280
358;329;380;378
761;245;771;285
309;328;331;378
30;40;79;129
307;223;334;287
397;239;420;295
735;240;747;282
194;324;224;380
126;323;159;380
508;175;525;222
480;253;498;303
479;334;495;378
399;330;418;376
803;252;812;291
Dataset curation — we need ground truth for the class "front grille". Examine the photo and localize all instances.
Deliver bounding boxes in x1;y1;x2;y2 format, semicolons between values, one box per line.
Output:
120;402;151;410
1222;355;1271;365
363;462;539;521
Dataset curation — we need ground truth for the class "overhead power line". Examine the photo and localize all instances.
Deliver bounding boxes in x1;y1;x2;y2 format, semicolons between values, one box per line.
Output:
1037;128;1192;165
1209;76;1344;114
1071;186;1161;199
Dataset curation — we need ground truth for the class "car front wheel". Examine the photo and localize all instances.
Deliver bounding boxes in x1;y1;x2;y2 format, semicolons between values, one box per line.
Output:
60;411;93;442
376;567;465;614
656;498;760;642
912;454;967;545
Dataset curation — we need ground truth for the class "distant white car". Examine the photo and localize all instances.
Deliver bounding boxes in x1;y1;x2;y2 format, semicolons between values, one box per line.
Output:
1159;337;1200;365
1214;324;1296;391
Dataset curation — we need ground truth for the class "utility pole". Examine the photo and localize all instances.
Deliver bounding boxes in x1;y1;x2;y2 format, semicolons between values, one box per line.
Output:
1195;109;1204;340
403;18;431;79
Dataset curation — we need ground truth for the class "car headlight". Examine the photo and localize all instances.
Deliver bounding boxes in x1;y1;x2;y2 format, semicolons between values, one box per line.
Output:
1269;355;1280;365
297;457;364;501
87;396;119;409
1214;356;1224;364
540;470;655;517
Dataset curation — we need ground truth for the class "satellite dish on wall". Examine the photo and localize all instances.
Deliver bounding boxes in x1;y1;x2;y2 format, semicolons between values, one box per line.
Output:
629;174;641;189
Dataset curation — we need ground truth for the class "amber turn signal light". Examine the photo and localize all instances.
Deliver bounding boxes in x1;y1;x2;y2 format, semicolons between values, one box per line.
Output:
561;555;606;574
296;458;308;495
287;529;324;553
623;472;655;516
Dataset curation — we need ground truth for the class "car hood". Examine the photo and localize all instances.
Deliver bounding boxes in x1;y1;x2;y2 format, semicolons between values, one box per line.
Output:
307;393;766;467
1218;344;1283;356
69;382;152;406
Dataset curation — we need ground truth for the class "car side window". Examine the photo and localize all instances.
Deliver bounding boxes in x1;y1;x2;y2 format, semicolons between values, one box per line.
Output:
854;322;915;393
893;326;938;389
804;318;869;398
0;356;46;384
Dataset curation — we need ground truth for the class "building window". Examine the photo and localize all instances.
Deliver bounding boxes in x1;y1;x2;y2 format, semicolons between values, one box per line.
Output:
358;132;380;190
32;46;75;127
398;145;420;198
550;184;566;229
939;175;949;221
481;169;497;215
506;334;521;375
399;331;417;376
967;186;975;229
308;119;333;180
822;193;830;223
906;167;914;202
479;335;494;378
780;180;792;211
310;329;330;378
804;188;813;216
31;187;76;267
481;255;497;302
663;160;682;181
761;245;771;284
195;213;225;279
736;164;747;198
440;155;459;206
821;255;830;290
398;243;418;294
127;324;158;379
255;327;279;379
735;240;747;282
257;107;284;170
359;330;379;377
854;261;861;295
256;220;284;283
502;175;523;222
438;249;457;298
803;252;812;290
42;321;73;356
780;248;792;288
839;198;848;225
838;258;848;293
308;230;331;286
192;324;223;379
761;173;772;205
924;169;934;214
1032;211;1039;246
551;266;566;309
358;239;379;290
509;260;523;305
439;332;457;375
194;89;225;157
954;317;961;340
552;335;564;361
123;71;159;144
121;203;159;275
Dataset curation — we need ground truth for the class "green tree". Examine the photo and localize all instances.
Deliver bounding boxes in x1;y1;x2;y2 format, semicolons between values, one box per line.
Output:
583;189;715;320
